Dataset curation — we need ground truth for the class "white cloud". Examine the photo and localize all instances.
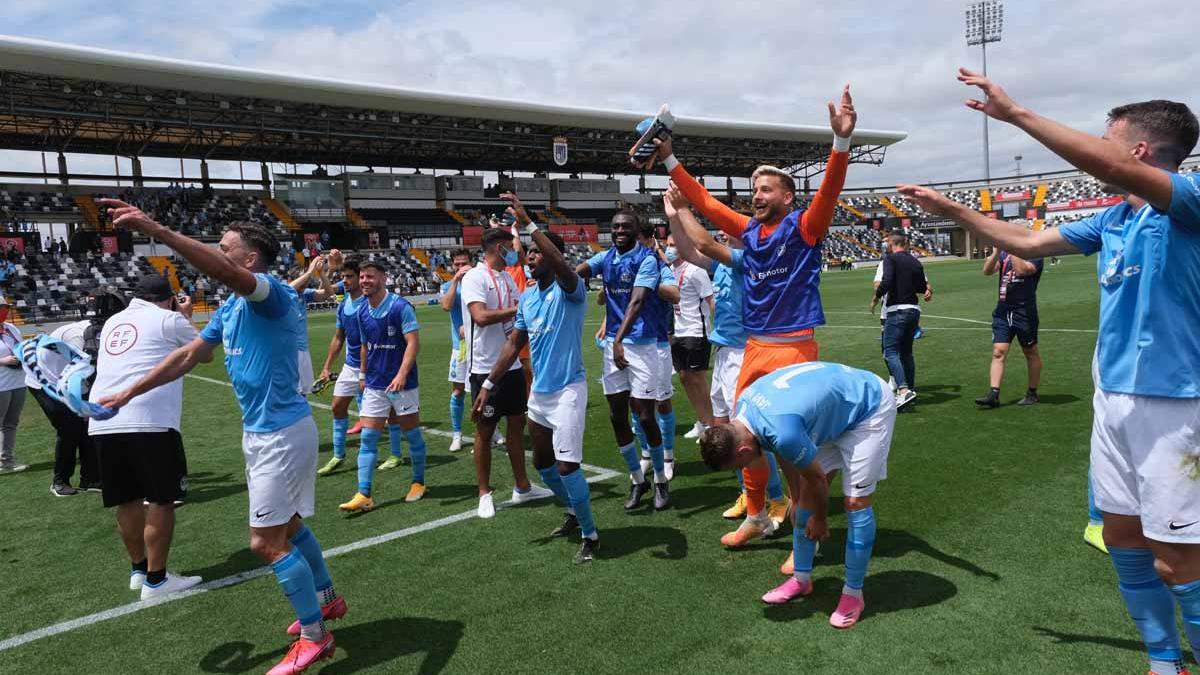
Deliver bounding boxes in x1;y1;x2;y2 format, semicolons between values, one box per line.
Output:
4;0;1199;187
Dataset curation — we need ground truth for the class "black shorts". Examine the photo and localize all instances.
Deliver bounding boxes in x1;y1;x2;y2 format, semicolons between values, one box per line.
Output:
470;369;528;423
671;336;712;372
992;304;1039;348
94;430;188;507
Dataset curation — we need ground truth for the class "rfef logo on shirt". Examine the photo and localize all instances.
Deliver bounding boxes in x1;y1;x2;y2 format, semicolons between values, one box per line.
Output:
104;323;139;355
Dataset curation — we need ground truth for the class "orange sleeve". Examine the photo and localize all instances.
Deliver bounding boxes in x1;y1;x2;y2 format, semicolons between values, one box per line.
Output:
799;149;849;246
668;164;749;237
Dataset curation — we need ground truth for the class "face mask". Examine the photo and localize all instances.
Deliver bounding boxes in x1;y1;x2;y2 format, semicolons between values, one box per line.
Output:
664;246;678;263
503;248;519;267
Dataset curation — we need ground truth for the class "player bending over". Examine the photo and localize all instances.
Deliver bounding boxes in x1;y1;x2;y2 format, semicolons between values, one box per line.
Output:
699;362;896;629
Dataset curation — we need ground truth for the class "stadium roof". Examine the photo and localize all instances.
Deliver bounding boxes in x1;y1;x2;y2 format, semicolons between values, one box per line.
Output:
0;35;907;177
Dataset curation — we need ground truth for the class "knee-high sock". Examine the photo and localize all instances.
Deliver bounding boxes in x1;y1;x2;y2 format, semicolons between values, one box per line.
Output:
406;428;426;484
271;549;323;637
537;466;570;508
656;409;676;459
1169;578;1200;662
844;507;877;591
1087;468;1103;526
792;508;817;583
618;442;643;483
388;424;404;459
648;444;666;483
765;451;784;502
743;461;770;517
290;524;334;604
332;417;349;460
358;428;380;496
1109;547;1182;663
561;468;597;539
449;392;464;434
631;415;649;456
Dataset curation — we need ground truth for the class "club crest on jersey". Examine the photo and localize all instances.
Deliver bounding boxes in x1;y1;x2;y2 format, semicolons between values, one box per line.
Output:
620;271;633;283
388;325;396;337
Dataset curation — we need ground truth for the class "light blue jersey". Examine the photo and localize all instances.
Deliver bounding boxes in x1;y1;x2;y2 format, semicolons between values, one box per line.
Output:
335;293;363;369
200;273;311;433
292;287;317;352
1059;172;1200;398
439;280;464;351
515;275;587;393
709;250;746;349
734;362;884;468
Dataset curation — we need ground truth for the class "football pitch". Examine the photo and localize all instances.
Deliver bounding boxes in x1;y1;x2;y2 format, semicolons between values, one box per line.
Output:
0;255;1145;674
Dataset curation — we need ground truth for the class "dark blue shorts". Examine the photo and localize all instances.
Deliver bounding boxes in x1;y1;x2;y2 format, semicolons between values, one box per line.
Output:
992;305;1038;348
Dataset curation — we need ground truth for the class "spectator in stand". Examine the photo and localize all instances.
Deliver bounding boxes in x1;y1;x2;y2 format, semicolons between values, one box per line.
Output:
5;242;19;263
0;297;26;474
0;259;13;288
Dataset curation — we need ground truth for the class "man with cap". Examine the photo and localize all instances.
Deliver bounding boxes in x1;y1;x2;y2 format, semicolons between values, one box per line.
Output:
88;274;202;598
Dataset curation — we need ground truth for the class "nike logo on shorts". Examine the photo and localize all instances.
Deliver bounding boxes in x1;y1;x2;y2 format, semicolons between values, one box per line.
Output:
854;482;873;490
1168;520;1198;531
255;508;274;519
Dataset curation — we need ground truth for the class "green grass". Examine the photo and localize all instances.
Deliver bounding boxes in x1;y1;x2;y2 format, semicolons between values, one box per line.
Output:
0;254;1148;674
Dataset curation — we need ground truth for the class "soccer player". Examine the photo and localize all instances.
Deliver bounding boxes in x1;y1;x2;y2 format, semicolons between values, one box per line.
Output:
654;86;857;545
89;274;200;598
576;210;679;510
870;232;929;408
699;361;896;629
975;243;1043;408
287;253;338;397
664;186;790;531
338;261;427;511
438;249;473;453
898;70;1200;674
474;197;599;563
664;232;715;442
461;227;553;519
97;202;342;674
315;257;375;477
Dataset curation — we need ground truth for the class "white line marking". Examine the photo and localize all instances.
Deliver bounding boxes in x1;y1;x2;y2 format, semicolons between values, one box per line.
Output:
0;376;619;653
819;324;1096;334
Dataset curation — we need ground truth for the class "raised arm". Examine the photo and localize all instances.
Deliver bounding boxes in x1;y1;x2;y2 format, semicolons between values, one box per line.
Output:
656;137;750;237
666;183;733;268
898;185;1079;259
98;199;258;296
1007;253;1039;277
664;183;717;270
311;260;337;302
502;191;578;293
440;268;467;311
958;68;1173;211
982;247;1001;276
798;85;856;246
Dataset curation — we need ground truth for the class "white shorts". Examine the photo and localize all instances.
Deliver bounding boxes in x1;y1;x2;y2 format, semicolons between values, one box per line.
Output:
333;363;361;398
1089;388;1200;543
601;341;662;399
527;380;588;464
656;343;675;401
360;387;420;418
297;350;314;396
814;377;896;498
710;345;744;419
243;415;318;528
448;348;466;384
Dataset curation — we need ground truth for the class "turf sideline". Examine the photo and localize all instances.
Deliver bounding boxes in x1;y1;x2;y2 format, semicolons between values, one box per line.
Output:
0;376;621;654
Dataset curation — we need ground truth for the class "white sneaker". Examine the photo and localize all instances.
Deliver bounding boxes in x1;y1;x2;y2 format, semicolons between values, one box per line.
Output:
887;376;896;392
492;429;505;447
511;483;555;504
140;572;202;600
664;459;675;482
896;389;917;409
448;433;463;453
683;422;704;439
0;462;29;474
478;491;496;519
129;570;146;591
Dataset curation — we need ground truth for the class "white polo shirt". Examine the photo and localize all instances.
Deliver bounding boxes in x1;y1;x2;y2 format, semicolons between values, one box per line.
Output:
460;262;522;375
671;261;713;339
88;299;199;435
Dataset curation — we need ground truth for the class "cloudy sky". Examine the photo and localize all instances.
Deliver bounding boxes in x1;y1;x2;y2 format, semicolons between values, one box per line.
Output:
3;0;1198;188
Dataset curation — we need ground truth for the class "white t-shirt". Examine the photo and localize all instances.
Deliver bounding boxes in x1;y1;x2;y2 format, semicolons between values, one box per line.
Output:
460;262;522;375
672;262;713;339
24;320;89;390
873;262;888;319
88;299;199;435
0;323;24;392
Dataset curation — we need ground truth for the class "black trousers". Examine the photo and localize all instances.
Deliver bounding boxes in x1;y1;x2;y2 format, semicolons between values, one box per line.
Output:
30;387;98;485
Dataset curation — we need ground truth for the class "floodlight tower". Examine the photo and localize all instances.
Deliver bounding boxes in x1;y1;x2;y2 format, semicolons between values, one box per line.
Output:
966;0;1004;183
